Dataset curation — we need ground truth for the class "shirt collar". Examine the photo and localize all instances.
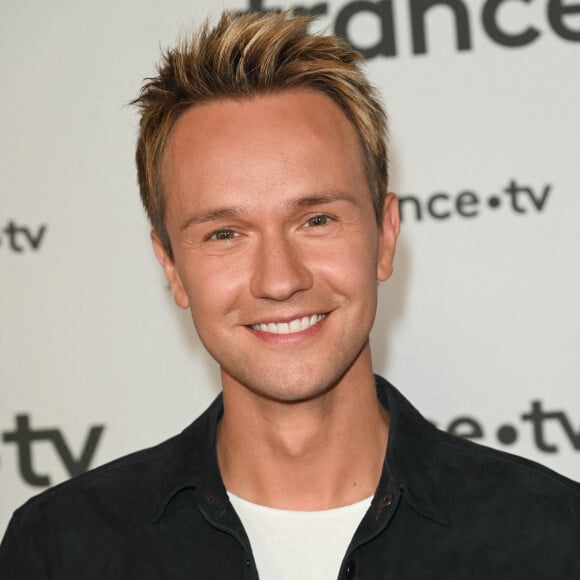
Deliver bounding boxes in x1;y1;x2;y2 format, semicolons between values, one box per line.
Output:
151;393;224;521
152;375;449;526
376;375;450;525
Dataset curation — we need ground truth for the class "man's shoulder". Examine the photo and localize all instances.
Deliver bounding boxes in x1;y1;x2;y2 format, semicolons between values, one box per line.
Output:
10;394;221;532
13;430;182;529
385;379;580;528
437;423;579;495
0;400;223;579
406;405;580;525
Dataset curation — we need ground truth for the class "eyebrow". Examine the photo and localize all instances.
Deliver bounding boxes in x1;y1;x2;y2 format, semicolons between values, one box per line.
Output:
180;191;358;231
290;191;360;209
181;207;241;231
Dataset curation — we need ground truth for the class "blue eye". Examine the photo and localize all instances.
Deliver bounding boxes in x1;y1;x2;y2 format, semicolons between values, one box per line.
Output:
305;215;331;227
210;229;238;241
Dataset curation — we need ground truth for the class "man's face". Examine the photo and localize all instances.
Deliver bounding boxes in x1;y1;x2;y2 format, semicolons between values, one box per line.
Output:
154;89;399;402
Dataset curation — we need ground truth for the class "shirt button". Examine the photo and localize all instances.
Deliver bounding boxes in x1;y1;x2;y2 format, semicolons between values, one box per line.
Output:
203;490;220;505
381;494;393;508
345;560;356;579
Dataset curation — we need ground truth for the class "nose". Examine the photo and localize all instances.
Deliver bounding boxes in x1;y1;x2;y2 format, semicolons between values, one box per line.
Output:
249;232;313;301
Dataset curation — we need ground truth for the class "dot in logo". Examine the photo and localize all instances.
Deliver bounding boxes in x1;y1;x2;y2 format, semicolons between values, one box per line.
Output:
488;196;501;209
497;424;518;445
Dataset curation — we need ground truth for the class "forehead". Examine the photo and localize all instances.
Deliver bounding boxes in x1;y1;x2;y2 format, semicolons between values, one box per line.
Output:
160;89;369;215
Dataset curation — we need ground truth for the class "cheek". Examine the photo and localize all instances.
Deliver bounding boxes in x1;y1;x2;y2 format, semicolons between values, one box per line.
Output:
181;259;247;326
316;234;379;295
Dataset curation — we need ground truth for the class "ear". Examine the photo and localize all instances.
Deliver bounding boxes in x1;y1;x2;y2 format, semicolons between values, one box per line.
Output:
151;231;190;309
376;193;400;282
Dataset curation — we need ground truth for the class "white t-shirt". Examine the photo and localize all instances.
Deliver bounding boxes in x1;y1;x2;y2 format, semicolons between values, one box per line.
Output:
228;492;373;580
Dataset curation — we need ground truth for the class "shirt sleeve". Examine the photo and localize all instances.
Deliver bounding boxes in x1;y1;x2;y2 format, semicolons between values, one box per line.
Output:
0;513;43;580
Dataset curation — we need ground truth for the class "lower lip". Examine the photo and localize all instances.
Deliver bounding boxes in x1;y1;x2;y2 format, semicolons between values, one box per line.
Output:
246;314;329;344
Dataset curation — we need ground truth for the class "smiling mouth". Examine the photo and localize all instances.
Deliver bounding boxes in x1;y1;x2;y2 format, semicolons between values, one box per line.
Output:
250;314;326;335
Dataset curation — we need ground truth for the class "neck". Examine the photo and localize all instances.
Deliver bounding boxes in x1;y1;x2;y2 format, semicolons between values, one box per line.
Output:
216;350;389;511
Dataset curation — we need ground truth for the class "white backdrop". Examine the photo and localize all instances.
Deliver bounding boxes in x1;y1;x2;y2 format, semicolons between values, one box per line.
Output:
1;0;579;536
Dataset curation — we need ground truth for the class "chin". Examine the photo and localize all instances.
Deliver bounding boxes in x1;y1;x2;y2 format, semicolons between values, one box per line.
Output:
222;357;356;406
256;380;336;405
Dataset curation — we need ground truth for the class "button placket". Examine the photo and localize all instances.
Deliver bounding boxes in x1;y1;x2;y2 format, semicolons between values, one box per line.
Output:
345;560;356;579
380;494;393;509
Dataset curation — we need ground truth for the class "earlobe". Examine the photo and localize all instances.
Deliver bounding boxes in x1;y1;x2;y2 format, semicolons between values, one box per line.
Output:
377;193;400;282
151;231;190;309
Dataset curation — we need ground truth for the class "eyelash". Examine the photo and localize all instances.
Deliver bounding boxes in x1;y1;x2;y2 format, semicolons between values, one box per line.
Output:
304;214;332;227
207;214;332;241
209;229;238;241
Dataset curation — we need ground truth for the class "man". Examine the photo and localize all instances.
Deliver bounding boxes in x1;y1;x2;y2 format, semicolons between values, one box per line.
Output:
1;10;579;580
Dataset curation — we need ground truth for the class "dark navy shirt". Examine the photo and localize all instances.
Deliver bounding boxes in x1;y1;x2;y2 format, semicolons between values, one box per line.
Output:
1;376;579;579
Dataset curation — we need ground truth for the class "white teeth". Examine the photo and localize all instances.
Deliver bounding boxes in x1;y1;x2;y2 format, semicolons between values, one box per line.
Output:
289;319;301;333
252;314;325;334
